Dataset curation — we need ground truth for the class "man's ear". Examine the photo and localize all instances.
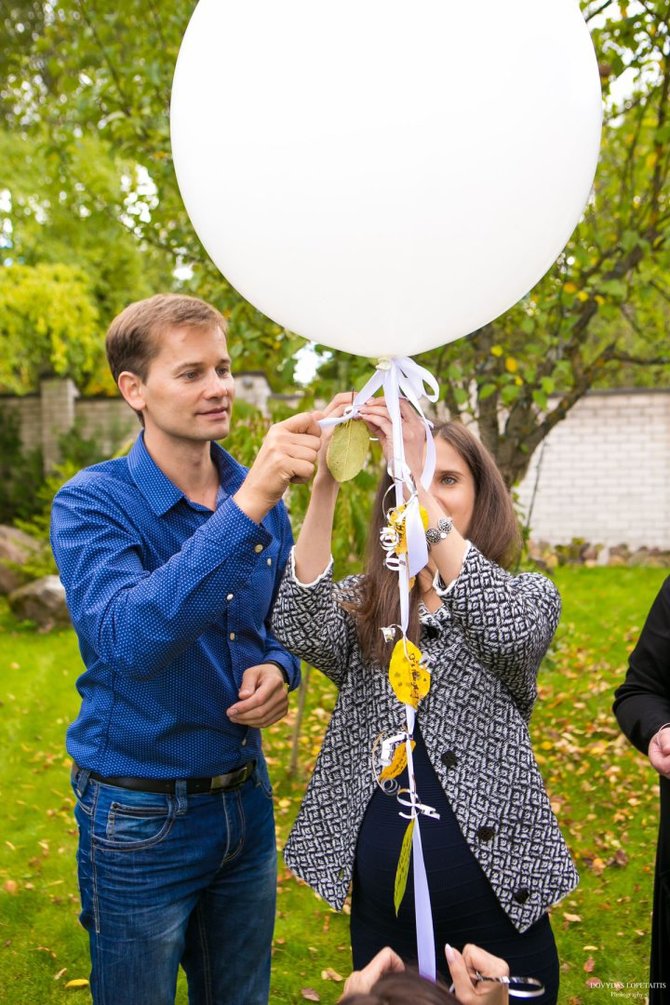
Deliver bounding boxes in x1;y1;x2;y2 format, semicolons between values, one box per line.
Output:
118;371;146;413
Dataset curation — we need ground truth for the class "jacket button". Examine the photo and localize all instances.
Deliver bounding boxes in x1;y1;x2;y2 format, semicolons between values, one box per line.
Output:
441;750;457;769
477;825;496;842
513;887;530;904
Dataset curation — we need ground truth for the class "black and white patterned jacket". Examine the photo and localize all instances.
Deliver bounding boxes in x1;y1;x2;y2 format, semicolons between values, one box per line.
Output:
271;544;578;932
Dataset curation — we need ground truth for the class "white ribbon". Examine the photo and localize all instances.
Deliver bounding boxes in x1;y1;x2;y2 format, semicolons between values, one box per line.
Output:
324;355;440;980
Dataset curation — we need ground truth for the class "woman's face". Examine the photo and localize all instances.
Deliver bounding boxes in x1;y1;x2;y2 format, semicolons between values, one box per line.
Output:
429;436;476;537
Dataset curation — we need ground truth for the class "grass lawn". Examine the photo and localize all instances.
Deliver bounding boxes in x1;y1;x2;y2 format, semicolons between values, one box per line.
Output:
0;564;667;1003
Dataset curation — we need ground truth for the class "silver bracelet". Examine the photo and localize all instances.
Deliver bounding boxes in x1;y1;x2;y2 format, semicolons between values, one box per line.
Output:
425;516;453;549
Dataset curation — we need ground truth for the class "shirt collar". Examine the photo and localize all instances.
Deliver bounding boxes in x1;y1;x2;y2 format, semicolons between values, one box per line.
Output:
127;433;248;517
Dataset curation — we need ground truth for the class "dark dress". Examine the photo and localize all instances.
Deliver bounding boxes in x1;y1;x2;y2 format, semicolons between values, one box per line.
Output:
613;576;670;1004
351;728;560;1004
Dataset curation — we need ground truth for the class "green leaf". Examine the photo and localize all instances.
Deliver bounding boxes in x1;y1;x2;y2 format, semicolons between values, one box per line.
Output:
326;419;370;482
478;383;497;401
394;818;415;916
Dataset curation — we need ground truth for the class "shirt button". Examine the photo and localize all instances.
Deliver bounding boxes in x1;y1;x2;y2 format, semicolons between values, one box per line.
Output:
254;543;263;553
513;887;530;905
229;632;236;641
226;593;234;601
441;750;457;769
266;557;272;566
477;825;496;842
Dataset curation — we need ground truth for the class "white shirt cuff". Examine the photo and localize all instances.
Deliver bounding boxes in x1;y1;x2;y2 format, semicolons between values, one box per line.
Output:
432;541;472;596
289;546;334;587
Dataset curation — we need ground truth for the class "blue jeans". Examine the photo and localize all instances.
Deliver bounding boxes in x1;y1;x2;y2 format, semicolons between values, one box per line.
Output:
71;762;277;1005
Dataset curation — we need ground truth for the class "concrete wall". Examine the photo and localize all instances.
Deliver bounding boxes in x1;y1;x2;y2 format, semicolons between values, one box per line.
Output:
516;389;670;550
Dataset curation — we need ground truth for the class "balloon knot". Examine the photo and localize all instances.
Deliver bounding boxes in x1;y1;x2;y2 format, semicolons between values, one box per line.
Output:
376;357;393;371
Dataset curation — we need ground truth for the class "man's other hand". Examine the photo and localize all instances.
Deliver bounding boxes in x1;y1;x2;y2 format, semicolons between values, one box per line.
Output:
226;663;289;728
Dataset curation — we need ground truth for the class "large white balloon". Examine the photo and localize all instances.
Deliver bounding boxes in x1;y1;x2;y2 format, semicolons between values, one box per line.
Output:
171;0;601;359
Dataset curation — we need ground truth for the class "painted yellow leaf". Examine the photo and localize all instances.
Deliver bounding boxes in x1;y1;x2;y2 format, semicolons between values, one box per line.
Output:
394;818;415;915
326;419;369;482
563;281;577;294
505;356;518;373
388;639;430;709
490;344;504;357
380;739;415;781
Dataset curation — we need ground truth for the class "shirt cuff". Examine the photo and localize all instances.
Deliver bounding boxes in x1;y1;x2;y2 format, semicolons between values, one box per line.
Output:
432;541;472;596
263;655;300;690
288;546;334;587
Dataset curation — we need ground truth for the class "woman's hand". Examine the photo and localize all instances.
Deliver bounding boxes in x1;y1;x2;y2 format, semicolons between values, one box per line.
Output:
359;397;428;481
338;947;405;999
446;943;510;1004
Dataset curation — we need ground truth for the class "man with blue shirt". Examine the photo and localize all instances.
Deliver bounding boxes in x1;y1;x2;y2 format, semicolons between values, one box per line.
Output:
50;293;321;1005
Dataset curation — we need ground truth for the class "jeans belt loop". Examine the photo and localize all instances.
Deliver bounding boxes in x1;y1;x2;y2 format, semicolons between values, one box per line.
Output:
174;779;188;814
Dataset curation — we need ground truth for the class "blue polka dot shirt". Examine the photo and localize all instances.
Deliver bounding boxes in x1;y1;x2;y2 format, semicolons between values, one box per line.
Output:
50;432;300;779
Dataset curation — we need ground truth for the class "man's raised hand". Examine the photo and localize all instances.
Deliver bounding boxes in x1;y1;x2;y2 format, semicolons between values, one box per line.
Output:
234;412;322;523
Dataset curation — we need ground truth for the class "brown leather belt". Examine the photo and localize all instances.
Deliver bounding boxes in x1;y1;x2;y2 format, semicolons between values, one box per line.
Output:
77;761;255;795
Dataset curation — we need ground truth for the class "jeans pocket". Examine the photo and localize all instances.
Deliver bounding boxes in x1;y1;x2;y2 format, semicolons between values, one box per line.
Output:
92;786;177;850
254;757;274;800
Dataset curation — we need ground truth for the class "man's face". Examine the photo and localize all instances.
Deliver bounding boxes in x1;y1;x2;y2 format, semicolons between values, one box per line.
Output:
130;324;236;444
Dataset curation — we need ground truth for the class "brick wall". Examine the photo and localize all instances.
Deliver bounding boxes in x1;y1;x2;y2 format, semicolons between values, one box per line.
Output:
516;389;670;550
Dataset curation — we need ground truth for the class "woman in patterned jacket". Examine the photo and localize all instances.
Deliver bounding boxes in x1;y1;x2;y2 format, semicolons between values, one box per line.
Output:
272;395;577;1004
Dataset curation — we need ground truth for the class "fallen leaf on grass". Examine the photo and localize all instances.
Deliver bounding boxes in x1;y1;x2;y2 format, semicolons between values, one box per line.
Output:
563;912;582;923
583;957;595;973
585;977;602;988
65;979;90;990
321;968;343;982
301;989;320;1001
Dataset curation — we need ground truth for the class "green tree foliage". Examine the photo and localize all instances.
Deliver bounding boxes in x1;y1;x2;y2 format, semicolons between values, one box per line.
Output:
0;263;102;392
0;404;43;522
0;0;304;385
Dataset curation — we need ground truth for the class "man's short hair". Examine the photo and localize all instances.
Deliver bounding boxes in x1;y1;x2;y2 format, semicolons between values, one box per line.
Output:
105;293;227;383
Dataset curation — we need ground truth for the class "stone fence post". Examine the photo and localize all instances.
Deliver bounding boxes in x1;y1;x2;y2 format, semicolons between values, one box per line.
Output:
40;377;78;471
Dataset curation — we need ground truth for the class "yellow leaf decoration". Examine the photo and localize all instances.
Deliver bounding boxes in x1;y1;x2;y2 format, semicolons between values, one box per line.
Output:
388;506;407;555
379;739;415;781
394;818;415;916
388;639;430;709
326;419;369;482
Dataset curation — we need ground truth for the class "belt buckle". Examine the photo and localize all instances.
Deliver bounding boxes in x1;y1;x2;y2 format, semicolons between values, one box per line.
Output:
209;773;229;792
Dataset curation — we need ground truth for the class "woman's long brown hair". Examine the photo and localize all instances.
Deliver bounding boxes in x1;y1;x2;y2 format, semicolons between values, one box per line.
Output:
345;421;522;668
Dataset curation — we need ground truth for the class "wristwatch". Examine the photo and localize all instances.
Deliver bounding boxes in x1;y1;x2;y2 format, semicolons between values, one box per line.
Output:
425;516;453;549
